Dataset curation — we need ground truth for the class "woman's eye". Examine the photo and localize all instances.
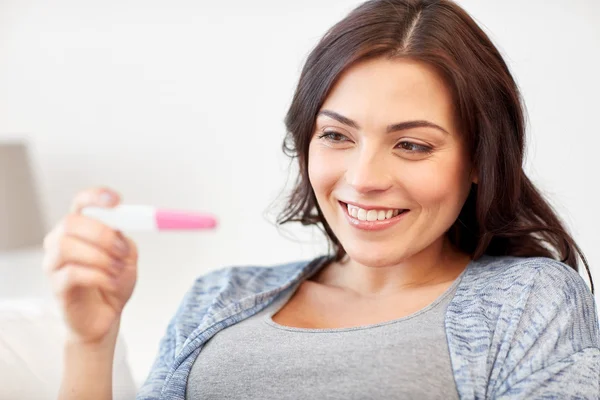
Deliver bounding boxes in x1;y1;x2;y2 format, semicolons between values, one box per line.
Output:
318;131;349;142
397;141;432;153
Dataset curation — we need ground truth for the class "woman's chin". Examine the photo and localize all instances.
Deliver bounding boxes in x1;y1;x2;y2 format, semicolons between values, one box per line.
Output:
343;247;411;269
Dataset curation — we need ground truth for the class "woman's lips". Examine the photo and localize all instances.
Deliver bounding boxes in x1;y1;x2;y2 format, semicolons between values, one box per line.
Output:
339;201;409;231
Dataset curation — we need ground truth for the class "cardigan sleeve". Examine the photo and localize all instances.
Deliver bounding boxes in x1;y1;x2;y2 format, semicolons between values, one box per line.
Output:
135;314;178;399
492;259;600;399
135;268;228;400
497;348;599;399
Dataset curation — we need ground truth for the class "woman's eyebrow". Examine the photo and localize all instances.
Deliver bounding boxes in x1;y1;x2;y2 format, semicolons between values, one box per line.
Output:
317;109;449;135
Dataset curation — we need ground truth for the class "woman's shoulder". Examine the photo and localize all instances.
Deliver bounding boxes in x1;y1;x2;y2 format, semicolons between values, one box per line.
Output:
173;256;327;318
455;255;598;337
464;255;594;300
192;255;327;291
449;256;599;398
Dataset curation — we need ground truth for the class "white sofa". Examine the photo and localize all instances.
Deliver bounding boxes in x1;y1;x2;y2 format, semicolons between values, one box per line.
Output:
0;299;138;400
0;250;138;400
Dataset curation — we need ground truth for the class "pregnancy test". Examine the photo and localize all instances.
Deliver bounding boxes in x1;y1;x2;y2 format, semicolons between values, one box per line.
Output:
81;205;217;232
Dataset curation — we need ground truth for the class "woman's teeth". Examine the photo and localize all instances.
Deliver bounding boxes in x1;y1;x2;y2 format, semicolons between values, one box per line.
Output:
346;204;403;221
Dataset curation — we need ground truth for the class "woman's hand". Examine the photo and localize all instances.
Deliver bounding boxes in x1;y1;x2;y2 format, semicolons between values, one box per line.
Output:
42;187;138;345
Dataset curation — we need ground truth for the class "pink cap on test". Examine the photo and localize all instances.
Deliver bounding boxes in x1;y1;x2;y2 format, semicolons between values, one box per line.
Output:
155;209;218;230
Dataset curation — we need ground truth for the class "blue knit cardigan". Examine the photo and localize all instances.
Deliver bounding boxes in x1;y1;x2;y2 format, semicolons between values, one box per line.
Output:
136;255;600;399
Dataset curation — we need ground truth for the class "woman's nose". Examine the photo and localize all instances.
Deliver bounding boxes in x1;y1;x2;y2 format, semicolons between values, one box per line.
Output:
345;147;393;194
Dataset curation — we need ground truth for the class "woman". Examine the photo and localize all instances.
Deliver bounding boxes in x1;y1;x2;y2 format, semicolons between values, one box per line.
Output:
43;0;599;399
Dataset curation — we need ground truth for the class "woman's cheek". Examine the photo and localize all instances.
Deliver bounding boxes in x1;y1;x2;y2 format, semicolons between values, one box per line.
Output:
308;145;344;194
402;162;464;205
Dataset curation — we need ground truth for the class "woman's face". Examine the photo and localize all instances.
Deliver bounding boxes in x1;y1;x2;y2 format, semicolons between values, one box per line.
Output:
308;57;476;267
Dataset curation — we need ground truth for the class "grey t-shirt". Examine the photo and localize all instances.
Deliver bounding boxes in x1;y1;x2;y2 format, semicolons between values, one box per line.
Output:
186;273;462;399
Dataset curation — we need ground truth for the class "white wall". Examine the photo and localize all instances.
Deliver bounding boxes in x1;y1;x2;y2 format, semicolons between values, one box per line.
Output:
0;0;598;386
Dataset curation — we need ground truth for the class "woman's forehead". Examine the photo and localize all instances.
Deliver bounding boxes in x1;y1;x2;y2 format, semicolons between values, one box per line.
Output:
319;58;455;132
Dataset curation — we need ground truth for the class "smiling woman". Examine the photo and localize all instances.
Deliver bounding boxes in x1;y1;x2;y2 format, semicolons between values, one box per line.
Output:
190;0;600;398
279;3;593;286
44;1;599;400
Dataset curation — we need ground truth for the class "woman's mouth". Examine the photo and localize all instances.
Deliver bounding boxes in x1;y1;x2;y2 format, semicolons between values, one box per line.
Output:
339;201;409;231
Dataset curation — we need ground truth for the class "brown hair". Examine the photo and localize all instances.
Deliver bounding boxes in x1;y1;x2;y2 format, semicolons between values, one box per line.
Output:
277;0;594;292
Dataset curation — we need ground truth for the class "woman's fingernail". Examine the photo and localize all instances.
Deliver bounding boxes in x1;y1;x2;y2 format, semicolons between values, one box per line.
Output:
113;259;126;270
114;239;129;256
100;192;114;205
113;238;129;256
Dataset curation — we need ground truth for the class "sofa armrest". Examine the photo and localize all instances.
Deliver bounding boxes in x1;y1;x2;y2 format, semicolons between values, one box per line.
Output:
0;298;137;400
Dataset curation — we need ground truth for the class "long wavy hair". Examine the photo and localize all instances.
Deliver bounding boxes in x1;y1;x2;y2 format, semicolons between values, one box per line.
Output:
277;0;594;292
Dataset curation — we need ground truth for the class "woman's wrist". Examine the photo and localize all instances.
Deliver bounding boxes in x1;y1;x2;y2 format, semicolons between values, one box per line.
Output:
59;321;121;400
65;315;122;346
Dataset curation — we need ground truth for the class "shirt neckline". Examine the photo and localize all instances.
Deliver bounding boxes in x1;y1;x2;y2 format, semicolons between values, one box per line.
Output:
263;258;470;333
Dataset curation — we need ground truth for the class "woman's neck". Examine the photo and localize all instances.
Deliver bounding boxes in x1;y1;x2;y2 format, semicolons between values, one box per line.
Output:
313;238;471;298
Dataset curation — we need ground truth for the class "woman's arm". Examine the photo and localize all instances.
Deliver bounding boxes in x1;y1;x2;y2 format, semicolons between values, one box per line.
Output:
492;260;600;398
135;317;178;399
59;321;120;400
497;348;599;398
135;266;234;399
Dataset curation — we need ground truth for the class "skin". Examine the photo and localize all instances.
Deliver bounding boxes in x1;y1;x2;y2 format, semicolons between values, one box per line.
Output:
272;57;478;329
